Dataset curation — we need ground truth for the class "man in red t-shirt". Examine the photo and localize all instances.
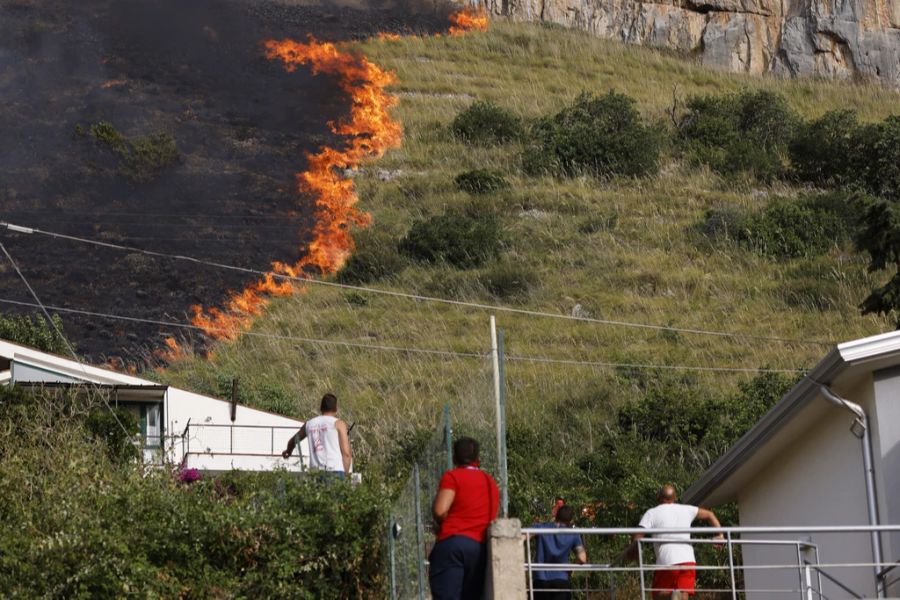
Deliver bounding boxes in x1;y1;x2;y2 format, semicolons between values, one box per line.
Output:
429;437;500;600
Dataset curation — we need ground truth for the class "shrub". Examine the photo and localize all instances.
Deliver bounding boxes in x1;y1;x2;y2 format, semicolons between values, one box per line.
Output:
88;121;180;183
85;407;140;463
336;230;406;284
678;90;797;181
523;91;661;178
399;211;502;268
700;192;862;259
479;260;536;299
450;100;522;145
789;109;861;186
858;116;900;198
454;169;510;194
0;312;68;354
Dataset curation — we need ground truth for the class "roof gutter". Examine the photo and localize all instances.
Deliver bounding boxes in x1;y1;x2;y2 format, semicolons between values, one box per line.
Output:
817;382;884;598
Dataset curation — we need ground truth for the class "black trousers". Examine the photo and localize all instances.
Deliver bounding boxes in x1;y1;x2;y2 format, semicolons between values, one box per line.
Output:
428;535;487;600
531;576;572;600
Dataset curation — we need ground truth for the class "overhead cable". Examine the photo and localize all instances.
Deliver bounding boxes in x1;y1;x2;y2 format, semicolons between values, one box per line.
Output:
0;245;134;439
0;298;806;374
0;221;833;347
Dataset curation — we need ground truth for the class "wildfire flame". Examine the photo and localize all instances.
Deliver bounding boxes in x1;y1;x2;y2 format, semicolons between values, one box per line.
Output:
161;9;488;360
448;6;489;35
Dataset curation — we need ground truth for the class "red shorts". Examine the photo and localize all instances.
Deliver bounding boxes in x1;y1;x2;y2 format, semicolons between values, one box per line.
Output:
652;562;696;594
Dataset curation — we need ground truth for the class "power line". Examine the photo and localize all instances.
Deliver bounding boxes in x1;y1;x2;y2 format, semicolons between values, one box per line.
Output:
0;245;135;439
505;354;804;374
0;298;808;374
7;209;307;221
0;221;834;346
0;298;487;360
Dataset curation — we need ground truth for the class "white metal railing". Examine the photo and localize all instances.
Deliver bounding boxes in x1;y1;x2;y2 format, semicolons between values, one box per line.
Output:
179;423;304;468
523;525;900;599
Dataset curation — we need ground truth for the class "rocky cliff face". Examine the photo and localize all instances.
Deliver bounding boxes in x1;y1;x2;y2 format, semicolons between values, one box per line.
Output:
481;0;900;86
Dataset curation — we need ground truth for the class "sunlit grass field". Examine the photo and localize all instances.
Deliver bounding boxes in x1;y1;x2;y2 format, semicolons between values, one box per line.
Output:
161;19;896;466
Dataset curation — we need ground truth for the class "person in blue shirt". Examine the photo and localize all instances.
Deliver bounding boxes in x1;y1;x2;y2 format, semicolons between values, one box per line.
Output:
531;504;588;599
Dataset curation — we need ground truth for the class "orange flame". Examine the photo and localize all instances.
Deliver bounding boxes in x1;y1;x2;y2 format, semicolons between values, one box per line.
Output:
174;37;401;347
166;12;488;356
448;6;489;35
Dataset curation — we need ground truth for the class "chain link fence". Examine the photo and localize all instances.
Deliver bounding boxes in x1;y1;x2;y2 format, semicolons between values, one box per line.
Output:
386;351;506;599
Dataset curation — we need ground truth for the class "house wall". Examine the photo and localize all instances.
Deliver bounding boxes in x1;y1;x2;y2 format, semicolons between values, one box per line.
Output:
165;388;310;470
737;396;875;599
872;366;900;594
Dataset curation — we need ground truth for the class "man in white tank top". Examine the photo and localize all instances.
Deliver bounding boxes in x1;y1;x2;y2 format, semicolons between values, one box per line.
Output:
619;484;722;599
281;393;352;475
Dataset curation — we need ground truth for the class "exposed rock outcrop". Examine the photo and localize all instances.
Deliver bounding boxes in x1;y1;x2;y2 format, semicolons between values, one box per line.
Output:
480;0;900;86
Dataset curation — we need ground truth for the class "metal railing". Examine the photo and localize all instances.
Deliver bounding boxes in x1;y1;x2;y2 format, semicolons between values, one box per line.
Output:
522;524;900;599
179;423;304;467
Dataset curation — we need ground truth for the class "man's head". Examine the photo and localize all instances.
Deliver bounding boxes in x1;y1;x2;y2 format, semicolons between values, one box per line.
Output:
452;437;479;467
320;393;338;414
657;483;678;504
555;504;575;526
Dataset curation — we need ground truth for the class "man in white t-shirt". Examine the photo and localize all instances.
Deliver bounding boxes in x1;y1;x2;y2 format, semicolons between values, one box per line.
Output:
281;393;352;476
620;484;722;599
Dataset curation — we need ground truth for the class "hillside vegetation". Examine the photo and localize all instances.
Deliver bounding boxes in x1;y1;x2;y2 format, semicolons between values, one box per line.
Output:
165;18;894;445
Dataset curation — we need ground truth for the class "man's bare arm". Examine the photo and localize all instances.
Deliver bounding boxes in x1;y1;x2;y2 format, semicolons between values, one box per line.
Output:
574;546;588;565
336;419;352;473
617;531;645;564
697;507;724;541
281;424;306;459
432;488;456;532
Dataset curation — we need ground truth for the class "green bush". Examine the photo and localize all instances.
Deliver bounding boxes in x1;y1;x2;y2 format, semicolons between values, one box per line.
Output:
0;312;69;354
454;169;510;194
523;91;661;178
678;90;797;181
0;386;389;598
450;100;522;145
337;230;407;284
88;121;180;183
700;192;861;259
85;407;140;464
789;109;861;186
858;116;900;198
399;211;502;268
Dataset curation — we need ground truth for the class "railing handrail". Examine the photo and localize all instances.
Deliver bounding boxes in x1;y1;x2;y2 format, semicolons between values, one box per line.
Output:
182;423;300;431
522;524;900;535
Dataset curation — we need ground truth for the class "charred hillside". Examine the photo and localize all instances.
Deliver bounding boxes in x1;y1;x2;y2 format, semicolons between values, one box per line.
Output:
0;0;454;364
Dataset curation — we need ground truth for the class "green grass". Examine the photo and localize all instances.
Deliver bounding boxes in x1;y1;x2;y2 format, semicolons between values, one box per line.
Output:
160;19;896;468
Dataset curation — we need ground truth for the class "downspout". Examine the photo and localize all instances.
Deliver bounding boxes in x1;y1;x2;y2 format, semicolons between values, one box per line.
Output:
817;383;884;598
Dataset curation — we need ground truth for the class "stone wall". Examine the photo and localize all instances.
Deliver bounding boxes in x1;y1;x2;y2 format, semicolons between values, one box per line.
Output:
480;0;900;86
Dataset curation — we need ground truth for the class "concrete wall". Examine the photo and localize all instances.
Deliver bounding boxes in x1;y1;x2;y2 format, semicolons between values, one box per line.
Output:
871;366;900;594
737;393;875;599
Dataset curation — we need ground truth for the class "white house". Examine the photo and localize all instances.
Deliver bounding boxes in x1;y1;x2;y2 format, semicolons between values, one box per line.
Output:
0;338;311;473
685;329;900;599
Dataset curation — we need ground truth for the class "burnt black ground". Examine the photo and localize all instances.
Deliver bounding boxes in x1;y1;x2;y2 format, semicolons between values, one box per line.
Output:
0;0;453;364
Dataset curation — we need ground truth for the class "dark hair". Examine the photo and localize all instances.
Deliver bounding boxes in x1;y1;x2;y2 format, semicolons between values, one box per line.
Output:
320;393;338;413
555;505;575;525
452;437;480;466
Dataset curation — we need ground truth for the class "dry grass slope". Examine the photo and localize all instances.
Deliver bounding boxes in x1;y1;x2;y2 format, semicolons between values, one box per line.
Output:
161;20;896;465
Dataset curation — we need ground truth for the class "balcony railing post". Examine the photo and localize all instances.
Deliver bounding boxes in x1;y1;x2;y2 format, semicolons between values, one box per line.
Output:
526;531;534;600
727;530;737;600
638;539;646;599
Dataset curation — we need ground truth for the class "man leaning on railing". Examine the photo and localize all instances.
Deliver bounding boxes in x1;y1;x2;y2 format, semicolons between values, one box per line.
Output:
618;484;723;600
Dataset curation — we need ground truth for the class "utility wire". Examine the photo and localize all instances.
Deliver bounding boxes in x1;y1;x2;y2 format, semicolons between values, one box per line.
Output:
0;244;135;439
0;298;807;374
0;221;834;347
0;298;487;360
